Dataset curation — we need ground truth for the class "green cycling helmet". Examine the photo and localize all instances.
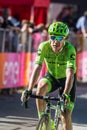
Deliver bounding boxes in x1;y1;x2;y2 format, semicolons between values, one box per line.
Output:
48;21;69;37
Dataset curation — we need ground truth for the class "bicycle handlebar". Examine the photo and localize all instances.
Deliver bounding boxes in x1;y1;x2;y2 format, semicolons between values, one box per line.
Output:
21;94;64;109
30;94;60;101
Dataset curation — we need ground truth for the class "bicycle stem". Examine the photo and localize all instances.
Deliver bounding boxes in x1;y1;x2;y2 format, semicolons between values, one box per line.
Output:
45;100;51;114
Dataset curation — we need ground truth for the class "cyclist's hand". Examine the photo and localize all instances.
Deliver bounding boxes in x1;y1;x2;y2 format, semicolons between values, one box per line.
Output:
21;90;32;103
62;94;70;106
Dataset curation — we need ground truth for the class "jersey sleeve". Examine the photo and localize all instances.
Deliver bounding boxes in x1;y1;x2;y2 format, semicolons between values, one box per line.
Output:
67;45;76;70
35;43;45;65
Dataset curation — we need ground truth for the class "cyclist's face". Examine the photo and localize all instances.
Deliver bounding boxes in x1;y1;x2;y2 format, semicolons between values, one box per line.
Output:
50;35;65;54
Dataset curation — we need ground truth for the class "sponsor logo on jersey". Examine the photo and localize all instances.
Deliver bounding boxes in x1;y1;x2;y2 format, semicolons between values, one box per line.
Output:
37;49;41;56
70;54;75;60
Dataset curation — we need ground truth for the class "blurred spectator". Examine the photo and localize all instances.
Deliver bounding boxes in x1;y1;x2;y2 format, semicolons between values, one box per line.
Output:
62;6;76;30
1;8;14;28
31;23;49;52
28;22;35;33
0;16;3;27
41;26;49;42
58;6;79;52
0;8;20;52
68;29;79;52
19;19;29;52
0;17;4;52
56;6;76;31
27;22;35;52
56;6;68;21
32;23;45;33
76;11;87;37
8;14;21;28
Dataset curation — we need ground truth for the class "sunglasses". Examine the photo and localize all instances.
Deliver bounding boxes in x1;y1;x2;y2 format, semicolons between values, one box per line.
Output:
50;35;65;41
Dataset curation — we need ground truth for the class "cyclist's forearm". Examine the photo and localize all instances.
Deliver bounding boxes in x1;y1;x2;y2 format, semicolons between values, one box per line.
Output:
28;64;42;91
63;68;74;94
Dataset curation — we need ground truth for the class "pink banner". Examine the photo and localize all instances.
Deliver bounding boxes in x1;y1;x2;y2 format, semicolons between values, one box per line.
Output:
0;53;23;88
0;52;47;89
76;51;87;82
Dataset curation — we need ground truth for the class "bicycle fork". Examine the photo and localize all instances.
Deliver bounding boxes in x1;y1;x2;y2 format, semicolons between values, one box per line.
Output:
54;104;61;128
45;100;52;130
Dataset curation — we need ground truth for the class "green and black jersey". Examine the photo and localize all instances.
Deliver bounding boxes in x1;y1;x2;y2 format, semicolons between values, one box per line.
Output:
35;40;76;79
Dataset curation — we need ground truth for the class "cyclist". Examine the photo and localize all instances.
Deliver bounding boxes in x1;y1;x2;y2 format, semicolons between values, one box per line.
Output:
21;21;76;130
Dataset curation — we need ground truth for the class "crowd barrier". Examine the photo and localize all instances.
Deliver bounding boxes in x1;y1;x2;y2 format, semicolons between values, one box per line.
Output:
0;28;19;52
0;28;48;89
0;28;87;89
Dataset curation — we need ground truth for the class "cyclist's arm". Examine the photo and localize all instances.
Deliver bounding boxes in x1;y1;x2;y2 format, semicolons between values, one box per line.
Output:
63;45;76;95
63;68;74;94
28;42;46;91
28;64;42;91
21;64;42;103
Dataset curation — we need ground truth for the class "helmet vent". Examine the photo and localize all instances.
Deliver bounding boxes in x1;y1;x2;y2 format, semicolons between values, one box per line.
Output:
57;26;59;29
53;28;55;32
64;29;67;33
60;29;62;33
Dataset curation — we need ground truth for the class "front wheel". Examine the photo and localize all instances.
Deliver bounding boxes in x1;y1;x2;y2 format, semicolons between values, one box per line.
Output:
36;114;51;130
55;117;62;130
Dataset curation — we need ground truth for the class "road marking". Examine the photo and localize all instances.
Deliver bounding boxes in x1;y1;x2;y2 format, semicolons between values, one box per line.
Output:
0;116;38;129
77;93;87;99
0;116;87;130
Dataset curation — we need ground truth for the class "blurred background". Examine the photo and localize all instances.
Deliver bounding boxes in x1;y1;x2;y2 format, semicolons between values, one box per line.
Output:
0;0;87;130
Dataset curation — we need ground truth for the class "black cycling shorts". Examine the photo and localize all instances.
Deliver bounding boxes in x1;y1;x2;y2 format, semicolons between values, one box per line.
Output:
41;72;76;103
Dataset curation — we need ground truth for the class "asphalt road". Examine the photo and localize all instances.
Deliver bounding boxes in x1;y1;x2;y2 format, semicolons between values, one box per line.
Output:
0;82;87;130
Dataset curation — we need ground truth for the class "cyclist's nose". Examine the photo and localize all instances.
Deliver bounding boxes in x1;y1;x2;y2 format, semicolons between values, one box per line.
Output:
53;40;60;45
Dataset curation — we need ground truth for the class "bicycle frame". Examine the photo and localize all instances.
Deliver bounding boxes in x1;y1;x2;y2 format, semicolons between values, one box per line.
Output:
44;98;63;129
22;94;65;130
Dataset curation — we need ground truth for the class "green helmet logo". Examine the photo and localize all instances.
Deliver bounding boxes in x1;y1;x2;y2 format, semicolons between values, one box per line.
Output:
48;22;69;37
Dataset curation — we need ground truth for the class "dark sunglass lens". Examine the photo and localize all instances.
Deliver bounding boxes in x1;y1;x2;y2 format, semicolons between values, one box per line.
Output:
51;36;55;40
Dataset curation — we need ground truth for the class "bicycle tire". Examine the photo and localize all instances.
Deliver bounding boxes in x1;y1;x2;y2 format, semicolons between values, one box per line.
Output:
36;114;51;130
55;117;62;130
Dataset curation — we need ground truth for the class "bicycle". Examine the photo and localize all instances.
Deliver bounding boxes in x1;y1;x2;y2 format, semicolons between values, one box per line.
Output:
22;92;65;130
